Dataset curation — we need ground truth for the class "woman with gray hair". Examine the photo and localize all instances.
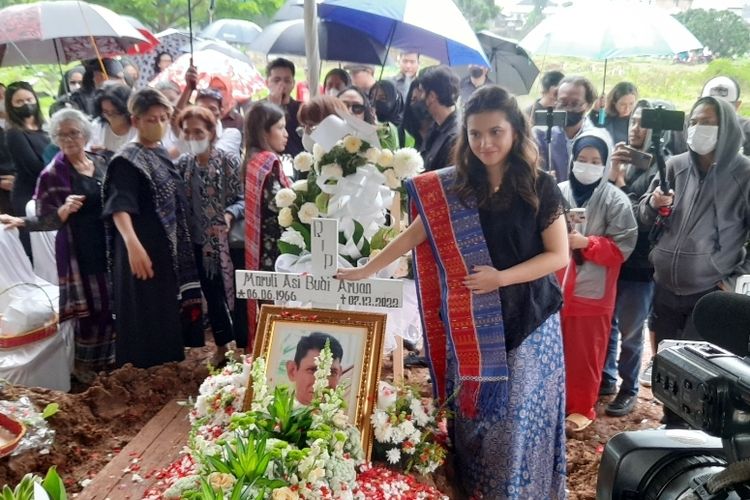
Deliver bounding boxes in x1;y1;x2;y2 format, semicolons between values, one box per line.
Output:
0;107;115;383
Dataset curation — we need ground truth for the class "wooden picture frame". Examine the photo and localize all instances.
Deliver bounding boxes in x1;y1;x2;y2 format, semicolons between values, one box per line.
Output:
246;305;386;457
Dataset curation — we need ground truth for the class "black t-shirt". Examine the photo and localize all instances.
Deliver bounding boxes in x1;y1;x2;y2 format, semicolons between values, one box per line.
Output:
421;111;458;171
478;170;564;350
282;99;304;158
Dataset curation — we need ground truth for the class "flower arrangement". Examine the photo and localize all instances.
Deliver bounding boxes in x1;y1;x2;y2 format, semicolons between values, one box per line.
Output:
163;345;363;499
276;137;421;265
371;382;450;476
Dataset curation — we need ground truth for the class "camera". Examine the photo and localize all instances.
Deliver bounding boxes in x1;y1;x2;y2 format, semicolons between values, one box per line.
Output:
596;292;750;499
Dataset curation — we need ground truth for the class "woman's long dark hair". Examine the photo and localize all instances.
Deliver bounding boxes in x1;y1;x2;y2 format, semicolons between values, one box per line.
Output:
5;81;45;129
242;101;285;175
454;85;540;212
57;66;84;96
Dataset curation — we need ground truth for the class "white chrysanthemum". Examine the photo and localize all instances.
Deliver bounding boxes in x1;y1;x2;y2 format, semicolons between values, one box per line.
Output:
382;168;401;189
365;147;381;163
280;228;306;249
313;143;326;162
392;147;422;179
297;202;320;224
292;179;308;192
386;447;402;465
343;135;362;153
410;398;431;427
377;381;398;410
277;207;294;227
274;188;297;208
294;152;314;172
378;149;394;167
321;163;344;179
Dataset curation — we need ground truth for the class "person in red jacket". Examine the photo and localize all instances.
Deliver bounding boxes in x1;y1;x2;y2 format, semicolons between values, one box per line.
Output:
556;131;638;432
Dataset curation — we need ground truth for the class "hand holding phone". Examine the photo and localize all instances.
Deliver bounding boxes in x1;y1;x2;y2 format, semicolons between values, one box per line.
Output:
622;145;653;170
566;207;586;225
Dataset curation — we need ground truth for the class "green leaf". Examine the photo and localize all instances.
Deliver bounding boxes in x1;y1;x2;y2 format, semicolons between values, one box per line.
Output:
314;193;330;215
277;241;302;256
41;467;67;500
42;403;59;420
352;220;364;244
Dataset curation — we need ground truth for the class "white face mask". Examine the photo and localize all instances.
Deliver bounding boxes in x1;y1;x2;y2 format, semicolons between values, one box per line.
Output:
187;138;210;155
687;124;718;155
572;161;605;185
301;131;315;152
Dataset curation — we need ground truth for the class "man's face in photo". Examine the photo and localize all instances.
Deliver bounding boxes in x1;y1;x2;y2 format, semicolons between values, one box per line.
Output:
286;349;343;405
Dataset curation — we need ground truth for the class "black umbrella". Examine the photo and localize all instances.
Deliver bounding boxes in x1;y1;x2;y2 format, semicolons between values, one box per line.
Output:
476;31;539;96
249;19;387;65
272;0;304;22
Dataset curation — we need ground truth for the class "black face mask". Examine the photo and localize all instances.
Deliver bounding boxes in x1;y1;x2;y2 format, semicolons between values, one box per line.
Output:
469;67;485;79
13;103;37;119
374;100;391;122
564;110;585;127
410;98;430;121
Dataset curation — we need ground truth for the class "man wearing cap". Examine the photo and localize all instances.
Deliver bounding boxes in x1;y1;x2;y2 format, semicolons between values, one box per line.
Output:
459;64;493;103
701;76;750;155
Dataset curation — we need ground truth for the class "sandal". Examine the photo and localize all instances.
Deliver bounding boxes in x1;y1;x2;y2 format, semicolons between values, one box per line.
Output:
565;413;593;433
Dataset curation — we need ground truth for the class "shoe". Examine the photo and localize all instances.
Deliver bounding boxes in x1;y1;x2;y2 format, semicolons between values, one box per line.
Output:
565;413;593;433
599;380;617;396
605;391;638;417
403;353;429;368
639;358;653;387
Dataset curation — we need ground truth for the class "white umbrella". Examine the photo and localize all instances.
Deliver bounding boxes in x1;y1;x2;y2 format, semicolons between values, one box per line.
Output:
0;1;147;66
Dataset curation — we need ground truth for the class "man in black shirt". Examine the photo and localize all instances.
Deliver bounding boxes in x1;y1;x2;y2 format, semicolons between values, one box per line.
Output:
412;65;460;172
263;58;303;157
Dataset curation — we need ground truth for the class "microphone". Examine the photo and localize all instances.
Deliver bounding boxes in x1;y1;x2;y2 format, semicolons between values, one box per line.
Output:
692;291;750;357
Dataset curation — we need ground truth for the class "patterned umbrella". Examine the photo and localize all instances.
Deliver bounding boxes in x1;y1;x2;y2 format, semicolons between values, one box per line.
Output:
130;28;190;88
150;49;267;104
0;0;147;66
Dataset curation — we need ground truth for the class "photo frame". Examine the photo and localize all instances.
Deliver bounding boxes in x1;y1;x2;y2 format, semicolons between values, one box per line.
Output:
246;305;387;457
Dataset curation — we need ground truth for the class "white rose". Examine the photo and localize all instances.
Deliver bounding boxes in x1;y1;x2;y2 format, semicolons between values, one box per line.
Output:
377;381;398;409
280;228;306;249
272;487;298;500
312;143;326;162
292;179;308;192
208;472;235;491
321;163;343;179
332;411;349;429
278;207;294;227
378;149;394;167
275;188;297;208
293;152;314;172
365;147;381;163
383;168;401;189
343;135;362;154
297;202;320;224
392;147;423;179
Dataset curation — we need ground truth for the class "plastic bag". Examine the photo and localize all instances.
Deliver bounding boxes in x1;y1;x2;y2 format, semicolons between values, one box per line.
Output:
0;284;56;335
0;396;55;456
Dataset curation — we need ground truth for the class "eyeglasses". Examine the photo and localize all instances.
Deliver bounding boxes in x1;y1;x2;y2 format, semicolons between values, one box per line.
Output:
346;103;366;115
55;130;83;142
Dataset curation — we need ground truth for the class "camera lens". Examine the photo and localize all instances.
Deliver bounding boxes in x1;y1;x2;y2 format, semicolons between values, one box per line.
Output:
641;454;725;499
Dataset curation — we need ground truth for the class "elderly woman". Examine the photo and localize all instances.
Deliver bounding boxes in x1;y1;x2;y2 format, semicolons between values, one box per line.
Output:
176;105;243;364
89;83;135;159
0;108;115;382
102;88;203;369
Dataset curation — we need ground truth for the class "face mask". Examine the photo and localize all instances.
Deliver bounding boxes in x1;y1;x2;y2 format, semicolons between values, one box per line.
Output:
687;124;718;155
411;98;430;121
13;103;37;119
470;67;485;79
139;121;166;143
564;110;585;127
375;100;391;122
572;161;604;185
301;131;315;152
187;138;210;155
325;87;340;97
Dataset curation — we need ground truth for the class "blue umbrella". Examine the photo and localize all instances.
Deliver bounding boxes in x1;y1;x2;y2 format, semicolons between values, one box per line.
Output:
317;0;489;67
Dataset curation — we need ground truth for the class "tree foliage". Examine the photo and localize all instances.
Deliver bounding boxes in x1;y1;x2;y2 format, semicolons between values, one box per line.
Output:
0;0;285;32
674;8;750;58
455;0;501;31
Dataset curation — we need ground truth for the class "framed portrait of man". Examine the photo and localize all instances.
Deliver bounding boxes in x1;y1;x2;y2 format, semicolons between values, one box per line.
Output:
247;305;386;455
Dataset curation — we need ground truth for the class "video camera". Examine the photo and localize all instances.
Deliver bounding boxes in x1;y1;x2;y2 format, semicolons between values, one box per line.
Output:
596;291;750;499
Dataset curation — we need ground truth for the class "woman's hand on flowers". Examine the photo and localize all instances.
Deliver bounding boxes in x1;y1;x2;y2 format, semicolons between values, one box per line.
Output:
568;230;589;250
126;239;154;280
0;213;24;228
464;265;504;293
336;267;371;281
